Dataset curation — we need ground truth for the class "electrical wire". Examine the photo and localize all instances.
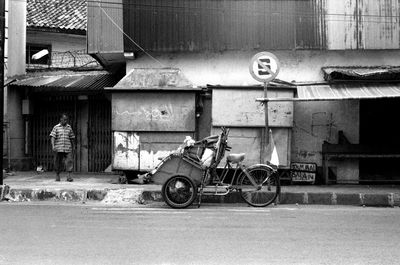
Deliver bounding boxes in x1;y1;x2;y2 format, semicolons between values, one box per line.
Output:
61;0;400;21
26;0;400;21
88;1;400;24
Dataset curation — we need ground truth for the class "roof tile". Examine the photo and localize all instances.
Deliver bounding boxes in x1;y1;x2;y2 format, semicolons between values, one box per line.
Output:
27;0;87;31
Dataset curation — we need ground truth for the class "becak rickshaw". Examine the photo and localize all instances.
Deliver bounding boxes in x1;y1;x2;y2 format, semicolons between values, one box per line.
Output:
145;127;280;208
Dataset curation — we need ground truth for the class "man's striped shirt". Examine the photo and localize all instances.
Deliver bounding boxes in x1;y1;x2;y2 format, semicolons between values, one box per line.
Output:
50;123;75;153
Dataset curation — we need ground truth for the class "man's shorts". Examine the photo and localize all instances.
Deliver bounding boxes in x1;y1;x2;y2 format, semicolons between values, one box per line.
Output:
54;152;73;173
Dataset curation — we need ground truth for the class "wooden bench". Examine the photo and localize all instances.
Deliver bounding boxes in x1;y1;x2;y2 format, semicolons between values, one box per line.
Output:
322;131;400;184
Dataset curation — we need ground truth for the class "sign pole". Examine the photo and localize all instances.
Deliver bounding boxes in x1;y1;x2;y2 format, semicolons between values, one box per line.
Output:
249;51;280;163
264;81;269;147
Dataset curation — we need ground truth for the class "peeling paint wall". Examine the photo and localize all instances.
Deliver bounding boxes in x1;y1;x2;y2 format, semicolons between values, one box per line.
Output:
112;131;194;171
324;0;358;49
112;92;196;132
359;0;400;49
324;0;400;49
112;132;140;170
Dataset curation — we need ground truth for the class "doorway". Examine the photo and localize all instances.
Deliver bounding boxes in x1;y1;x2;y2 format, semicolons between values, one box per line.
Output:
359;98;400;183
31;95;111;172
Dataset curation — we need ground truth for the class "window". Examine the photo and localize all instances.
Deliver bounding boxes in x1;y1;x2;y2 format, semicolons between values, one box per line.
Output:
26;43;51;65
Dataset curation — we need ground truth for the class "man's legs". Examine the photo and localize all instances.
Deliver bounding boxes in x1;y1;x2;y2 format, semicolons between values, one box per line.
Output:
54;152;63;181
65;152;74;182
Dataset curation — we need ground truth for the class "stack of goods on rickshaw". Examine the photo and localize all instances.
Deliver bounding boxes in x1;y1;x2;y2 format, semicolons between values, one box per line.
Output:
134;133;220;185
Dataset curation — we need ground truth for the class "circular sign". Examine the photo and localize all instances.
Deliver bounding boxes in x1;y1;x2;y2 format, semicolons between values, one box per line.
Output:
249;52;280;83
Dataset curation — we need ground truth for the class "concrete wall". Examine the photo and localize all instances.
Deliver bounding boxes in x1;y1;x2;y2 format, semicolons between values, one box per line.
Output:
292;100;359;183
26;31;86;52
126;50;400;86
5;0;27;170
125;50;399;181
6;88;28;169
6;0;26;77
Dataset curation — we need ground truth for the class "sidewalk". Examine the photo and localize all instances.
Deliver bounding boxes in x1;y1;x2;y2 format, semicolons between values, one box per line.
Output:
1;171;399;207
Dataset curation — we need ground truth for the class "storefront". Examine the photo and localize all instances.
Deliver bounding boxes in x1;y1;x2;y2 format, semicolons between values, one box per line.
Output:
259;81;400;184
9;72;119;172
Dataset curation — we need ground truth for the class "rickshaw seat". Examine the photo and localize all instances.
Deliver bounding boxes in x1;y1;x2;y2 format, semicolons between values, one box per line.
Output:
227;153;245;164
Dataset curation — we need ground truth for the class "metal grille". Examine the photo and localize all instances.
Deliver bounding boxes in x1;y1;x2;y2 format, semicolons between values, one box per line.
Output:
27;49;101;70
31;95;111;172
88;97;111;172
32;96;77;171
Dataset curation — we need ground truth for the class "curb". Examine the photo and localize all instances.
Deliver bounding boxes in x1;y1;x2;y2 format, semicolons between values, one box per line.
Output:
275;192;398;207
0;185;11;201
1;186;399;207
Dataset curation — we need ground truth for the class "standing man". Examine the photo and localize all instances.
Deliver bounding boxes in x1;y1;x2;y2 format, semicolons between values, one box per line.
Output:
50;114;75;182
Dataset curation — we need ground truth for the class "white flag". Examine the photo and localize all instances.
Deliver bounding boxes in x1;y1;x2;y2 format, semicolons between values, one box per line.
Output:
265;129;279;166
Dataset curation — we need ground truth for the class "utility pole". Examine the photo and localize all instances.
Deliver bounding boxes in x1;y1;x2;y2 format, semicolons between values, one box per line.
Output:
0;0;4;185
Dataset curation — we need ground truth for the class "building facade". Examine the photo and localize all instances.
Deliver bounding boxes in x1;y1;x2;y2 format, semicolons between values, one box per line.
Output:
88;0;400;183
6;0;121;172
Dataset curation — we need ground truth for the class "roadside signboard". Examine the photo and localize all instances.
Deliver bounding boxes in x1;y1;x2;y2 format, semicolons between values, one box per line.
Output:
249;52;280;83
290;162;317;184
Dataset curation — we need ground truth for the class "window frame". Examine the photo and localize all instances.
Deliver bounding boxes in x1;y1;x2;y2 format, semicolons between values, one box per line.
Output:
26;43;52;66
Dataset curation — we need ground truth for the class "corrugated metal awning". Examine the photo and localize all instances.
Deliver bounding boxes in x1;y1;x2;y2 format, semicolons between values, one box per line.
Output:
256;83;400;102
10;73;119;92
298;83;400;100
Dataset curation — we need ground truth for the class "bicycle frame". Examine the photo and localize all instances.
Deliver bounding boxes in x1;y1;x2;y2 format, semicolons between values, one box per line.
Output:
206;162;251;191
201;160;277;194
197;158;279;208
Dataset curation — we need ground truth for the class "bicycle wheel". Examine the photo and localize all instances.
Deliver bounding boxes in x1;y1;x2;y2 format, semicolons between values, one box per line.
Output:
162;175;198;209
238;166;279;207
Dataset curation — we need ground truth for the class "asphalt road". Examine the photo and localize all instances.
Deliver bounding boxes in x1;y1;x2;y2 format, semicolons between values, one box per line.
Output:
0;202;399;265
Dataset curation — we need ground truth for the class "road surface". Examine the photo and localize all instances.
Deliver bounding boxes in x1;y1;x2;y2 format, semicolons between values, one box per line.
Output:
0;202;399;265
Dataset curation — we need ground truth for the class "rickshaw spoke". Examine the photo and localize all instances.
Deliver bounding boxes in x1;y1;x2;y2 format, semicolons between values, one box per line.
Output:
239;166;279;207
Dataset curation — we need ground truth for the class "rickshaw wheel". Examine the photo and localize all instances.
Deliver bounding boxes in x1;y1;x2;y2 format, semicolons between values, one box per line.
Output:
162;175;198;209
238;166;279;207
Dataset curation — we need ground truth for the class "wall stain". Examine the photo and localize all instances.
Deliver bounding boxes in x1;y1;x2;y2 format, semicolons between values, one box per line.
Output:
296;149;317;159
